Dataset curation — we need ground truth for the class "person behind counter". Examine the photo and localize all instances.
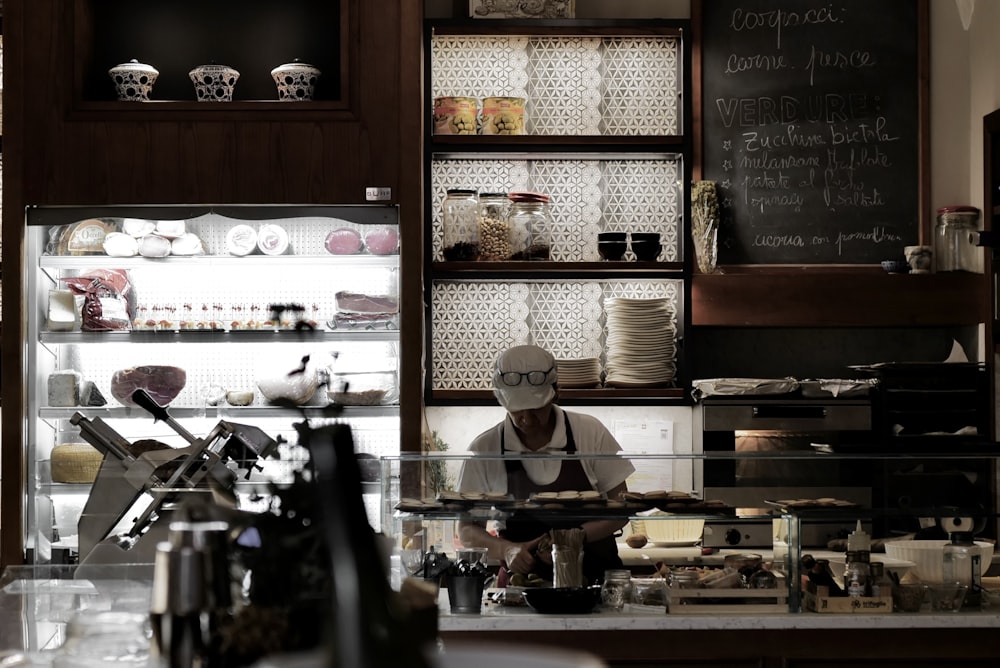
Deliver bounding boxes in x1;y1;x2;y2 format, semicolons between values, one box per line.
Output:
456;345;635;585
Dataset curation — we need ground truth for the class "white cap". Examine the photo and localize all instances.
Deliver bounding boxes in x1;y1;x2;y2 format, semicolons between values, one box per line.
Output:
492;345;557;411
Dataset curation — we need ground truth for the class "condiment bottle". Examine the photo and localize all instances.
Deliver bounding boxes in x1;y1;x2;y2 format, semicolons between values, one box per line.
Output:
507;191;553;261
843;550;870;599
869;561;892;598
442;189;480;261
943;531;982;609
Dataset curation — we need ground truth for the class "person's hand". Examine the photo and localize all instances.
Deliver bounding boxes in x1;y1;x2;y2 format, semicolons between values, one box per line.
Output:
505;535;545;575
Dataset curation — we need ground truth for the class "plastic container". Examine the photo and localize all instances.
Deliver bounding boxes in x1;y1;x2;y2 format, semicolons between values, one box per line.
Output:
507;191;553;261
442;189;480;260
328;371;398;406
477;192;512;260
934;205;981;272
942;531;982;609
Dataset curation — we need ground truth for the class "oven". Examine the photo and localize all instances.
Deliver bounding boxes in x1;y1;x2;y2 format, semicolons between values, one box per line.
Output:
700;397;875;548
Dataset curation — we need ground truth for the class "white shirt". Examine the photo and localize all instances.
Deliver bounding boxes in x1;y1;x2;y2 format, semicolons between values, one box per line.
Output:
456;406;635;496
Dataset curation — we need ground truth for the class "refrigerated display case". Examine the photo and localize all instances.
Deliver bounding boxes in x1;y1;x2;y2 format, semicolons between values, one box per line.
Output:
19;204;402;564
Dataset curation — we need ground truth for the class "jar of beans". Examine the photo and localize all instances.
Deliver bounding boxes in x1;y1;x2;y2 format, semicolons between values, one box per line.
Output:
507;191;552;261
442;189;480;261
477;192;512;261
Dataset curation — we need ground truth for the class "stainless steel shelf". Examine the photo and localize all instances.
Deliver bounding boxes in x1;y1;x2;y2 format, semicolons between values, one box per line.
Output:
38;254;399;270
38;405;400;420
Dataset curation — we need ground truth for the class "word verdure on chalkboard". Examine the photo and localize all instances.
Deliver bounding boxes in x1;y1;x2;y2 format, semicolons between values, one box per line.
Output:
699;0;924;264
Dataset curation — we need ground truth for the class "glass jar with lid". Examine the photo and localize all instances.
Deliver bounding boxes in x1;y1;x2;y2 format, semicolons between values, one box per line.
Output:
507;191;552;261
442;189;479;261
477;192;512;261
934;205;981;272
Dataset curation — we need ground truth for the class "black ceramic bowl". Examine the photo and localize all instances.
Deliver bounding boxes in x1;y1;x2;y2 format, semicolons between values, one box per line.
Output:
597;231;627;242
632;240;662;262
630;232;661;244
598;240;627;261
522;586;602;614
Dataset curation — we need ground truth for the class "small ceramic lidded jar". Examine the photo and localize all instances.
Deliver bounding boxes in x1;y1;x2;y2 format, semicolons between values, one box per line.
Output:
189;63;240;102
108;59;159;101
271;60;322;101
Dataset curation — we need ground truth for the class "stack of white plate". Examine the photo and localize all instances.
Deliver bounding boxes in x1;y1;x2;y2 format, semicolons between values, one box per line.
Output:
604;297;676;387
555;357;601;388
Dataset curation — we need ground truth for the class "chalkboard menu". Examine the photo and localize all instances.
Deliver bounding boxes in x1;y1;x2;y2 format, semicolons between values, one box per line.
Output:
699;0;925;264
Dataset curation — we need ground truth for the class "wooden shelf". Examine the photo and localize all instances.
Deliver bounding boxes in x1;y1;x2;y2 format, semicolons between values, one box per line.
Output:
692;268;986;327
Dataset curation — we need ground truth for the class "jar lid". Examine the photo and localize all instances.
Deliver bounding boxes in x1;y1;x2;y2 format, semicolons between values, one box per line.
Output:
937;205;980;215
480;192;509;198
446;188;477;195
509;191;550;203
109;59;158;75
190;63;240;76
270;60;321;76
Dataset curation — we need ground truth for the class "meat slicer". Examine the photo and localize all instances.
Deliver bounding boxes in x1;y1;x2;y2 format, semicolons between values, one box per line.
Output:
69;389;279;569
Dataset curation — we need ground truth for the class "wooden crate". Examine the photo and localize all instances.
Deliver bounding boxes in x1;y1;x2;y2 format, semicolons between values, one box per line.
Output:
668;586;789;614
803;584;892;614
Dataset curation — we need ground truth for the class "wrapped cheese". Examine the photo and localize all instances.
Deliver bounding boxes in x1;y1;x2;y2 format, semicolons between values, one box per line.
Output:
122;218;156;237
139;234;172;257
226;224;258;256
257;224;290;255
47;289;77;331
154;220;187;238
58;219;116;255
103;232;139;257
171;232;206;256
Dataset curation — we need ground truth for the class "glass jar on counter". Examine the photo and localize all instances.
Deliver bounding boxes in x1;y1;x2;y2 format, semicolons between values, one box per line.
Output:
934;205;981;272
507;191;552;261
477;192;512;261
442;188;480;261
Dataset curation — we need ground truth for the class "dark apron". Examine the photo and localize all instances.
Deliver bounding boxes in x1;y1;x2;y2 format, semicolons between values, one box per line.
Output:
498;412;623;585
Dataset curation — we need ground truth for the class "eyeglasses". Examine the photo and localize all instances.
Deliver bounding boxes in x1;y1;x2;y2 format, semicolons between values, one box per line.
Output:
497;366;554;387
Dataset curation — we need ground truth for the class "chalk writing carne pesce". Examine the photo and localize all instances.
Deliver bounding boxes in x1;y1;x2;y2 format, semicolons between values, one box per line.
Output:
699;0;923;264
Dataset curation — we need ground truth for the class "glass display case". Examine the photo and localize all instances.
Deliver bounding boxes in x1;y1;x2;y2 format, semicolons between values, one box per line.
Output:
20;204;402;564
379;450;1000;614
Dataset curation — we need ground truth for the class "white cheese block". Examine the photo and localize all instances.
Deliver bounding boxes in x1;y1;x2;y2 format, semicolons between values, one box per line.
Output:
226;224;258;256
47;371;81;407
47;289;77;331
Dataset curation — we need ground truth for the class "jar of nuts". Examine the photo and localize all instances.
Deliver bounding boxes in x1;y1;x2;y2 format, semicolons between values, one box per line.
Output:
507;191;553;261
442;189;480;261
477;193;512;261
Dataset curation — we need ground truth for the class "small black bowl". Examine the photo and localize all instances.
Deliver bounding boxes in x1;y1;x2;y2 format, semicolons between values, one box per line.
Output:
598;240;627;261
522;586;602;614
632;240;662;262
630;232;661;244
597;231;627;242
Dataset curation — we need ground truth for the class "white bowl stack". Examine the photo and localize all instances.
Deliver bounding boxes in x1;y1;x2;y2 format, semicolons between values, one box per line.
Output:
555;357;601;388
604;297;677;387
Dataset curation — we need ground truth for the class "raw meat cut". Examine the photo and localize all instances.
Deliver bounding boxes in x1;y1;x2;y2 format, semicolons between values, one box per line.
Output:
324;227;363;255
111;365;187;407
335;291;399;314
364;227;399;255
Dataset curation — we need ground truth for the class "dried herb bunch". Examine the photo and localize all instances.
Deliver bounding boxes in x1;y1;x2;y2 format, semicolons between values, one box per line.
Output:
691;180;720;274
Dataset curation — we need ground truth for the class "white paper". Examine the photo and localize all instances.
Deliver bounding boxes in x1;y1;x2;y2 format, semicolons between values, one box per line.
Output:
614;420;674;491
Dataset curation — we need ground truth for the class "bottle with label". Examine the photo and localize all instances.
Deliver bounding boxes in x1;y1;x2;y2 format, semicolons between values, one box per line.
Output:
843;550;870;599
869;561;892;598
943;531;982;609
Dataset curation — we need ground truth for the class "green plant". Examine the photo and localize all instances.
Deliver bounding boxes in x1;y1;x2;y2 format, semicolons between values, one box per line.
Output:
425;431;454;495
